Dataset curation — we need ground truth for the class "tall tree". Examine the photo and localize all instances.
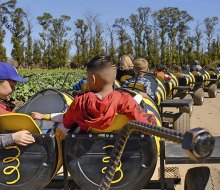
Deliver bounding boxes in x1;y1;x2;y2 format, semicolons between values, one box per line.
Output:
194;22;202;62
151;18;160;66
204;17;219;52
71;18;88;68
85;14;104;60
113;18;131;57
177;10;193;65
0;0;16;61
47;15;71;68
128;7;151;59
32;40;41;66
93;18;104;55
24;10;33;66
37;12;52;67
153;9;168;64
10;7;26;66
107;25;116;61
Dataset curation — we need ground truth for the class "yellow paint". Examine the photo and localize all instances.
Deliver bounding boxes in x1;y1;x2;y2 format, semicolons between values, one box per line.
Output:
101;145;123;184
120;75;132;83
3;146;21;185
62;93;73;106
0;113;41;134
155;92;161;105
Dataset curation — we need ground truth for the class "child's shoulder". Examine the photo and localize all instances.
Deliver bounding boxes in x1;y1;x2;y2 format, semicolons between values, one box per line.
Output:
114;89;132;98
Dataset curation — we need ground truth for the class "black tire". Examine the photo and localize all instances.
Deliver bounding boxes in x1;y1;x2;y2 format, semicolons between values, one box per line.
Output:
193;88;204;105
208;84;218;98
173;112;190;133
184;167;220;190
179;94;193;116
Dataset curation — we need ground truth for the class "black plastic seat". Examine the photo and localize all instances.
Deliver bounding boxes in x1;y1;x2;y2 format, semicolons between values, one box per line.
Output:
160;99;193;108
173;86;193;91
64;133;158;190
165;136;220;164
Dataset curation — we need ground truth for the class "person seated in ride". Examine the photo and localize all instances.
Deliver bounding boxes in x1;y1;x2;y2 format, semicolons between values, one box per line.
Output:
62;55;156;133
173;64;190;77
0;62;35;149
116;55;135;83
190;60;202;72
182;64;190;73
154;63;172;82
72;77;88;92
121;58;154;99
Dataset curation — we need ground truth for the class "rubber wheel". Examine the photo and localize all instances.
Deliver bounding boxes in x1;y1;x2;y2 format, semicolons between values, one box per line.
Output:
173;112;190;133
193;88;204;105
184;166;220;190
208;84;217;98
179;94;193;116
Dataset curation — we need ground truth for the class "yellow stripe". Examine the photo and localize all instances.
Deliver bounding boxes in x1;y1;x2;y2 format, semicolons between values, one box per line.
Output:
146;110;161;152
157;87;165;101
143;98;160;116
63;93;73;106
155;92;161;105
157;80;166;97
114;80;121;87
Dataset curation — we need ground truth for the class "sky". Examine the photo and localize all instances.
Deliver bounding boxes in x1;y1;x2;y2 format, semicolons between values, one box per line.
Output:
4;0;220;56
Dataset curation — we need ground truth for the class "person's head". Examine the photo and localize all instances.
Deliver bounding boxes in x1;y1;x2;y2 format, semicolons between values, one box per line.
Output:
86;55;116;92
182;64;189;72
194;60;199;65
155;64;165;72
0;62;26;100
133;58;149;76
119;55;133;70
173;65;181;73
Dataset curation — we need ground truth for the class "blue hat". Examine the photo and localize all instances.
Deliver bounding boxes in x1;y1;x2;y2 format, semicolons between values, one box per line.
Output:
0;62;26;82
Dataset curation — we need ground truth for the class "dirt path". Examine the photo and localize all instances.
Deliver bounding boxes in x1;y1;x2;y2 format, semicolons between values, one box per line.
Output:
151;89;220;189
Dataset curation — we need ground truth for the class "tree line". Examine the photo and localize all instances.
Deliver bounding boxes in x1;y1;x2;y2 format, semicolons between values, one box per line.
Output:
0;0;220;69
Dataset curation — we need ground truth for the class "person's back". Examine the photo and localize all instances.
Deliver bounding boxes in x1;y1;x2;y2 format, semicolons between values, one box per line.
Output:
190;60;201;72
63;55;156;132
122;58;153;97
154;63;171;81
116;55;135;82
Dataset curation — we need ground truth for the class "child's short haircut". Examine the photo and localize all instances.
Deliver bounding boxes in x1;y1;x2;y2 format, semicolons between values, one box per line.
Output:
119;55;133;70
86;55;116;71
133;58;149;72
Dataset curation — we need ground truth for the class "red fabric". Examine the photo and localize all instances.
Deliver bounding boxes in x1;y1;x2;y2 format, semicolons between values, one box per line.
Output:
155;71;172;81
63;91;156;132
0;102;13;115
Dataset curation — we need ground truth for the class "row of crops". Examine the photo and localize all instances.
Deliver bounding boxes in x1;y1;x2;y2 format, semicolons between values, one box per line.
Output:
13;69;86;101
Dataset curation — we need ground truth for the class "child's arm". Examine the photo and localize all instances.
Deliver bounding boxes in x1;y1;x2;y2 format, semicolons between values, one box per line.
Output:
31;112;64;122
0;134;13;149
118;93;156;125
0;130;35;149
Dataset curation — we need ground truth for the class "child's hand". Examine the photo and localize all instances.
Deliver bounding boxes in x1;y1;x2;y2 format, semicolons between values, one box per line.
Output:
12;130;35;146
31;112;44;120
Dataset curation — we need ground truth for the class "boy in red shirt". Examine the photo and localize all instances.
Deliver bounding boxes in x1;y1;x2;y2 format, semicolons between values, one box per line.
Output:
63;55;156;132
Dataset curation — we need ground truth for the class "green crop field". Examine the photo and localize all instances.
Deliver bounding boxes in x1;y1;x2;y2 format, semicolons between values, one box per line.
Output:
13;69;86;101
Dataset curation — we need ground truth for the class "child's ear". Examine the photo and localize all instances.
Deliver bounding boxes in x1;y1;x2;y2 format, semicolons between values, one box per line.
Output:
92;74;96;84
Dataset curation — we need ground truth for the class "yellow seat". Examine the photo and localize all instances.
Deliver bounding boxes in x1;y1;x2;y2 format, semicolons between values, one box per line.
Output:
0;113;41;134
89;114;129;133
120;75;132;83
127;83;145;91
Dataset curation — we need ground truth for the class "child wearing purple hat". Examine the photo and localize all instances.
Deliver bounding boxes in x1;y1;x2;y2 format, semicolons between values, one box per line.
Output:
0;62;35;149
